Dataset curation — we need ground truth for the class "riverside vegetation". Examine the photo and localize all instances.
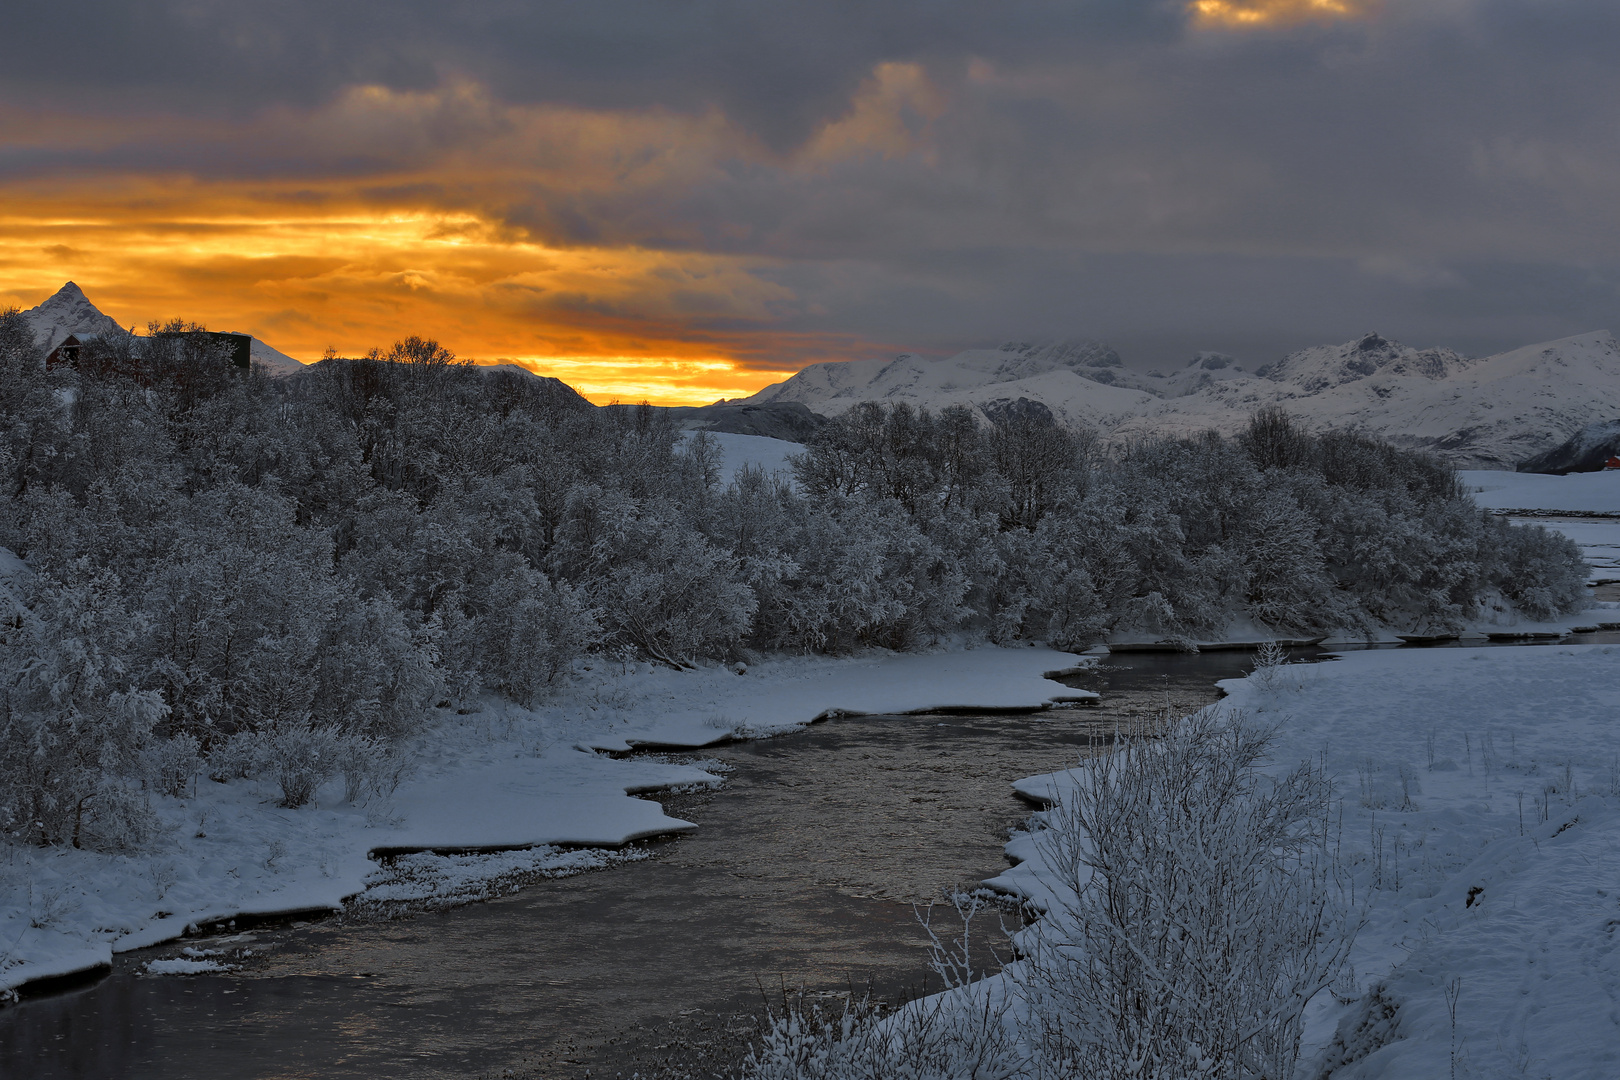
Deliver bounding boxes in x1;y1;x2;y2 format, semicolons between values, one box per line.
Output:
0;310;1585;859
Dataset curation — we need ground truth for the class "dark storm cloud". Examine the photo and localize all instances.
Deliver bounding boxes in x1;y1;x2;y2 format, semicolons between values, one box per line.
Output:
6;0;1620;371
0;1;1178;145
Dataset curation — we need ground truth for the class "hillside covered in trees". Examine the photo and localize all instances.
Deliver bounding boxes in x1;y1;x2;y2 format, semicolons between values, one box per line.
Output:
0;310;1587;852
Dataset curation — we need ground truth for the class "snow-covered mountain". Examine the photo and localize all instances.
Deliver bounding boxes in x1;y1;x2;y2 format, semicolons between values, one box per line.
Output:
21;281;129;351
19;282;308;376
742;331;1620;468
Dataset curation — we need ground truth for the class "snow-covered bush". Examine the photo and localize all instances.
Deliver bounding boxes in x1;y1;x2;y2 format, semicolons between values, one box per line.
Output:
1019;708;1356;1079
479;567;599;705
739;993;1023;1080
141;734;201;798
258;724;351;809
597;523;755;667
1489;517;1589;620
313;597;438;740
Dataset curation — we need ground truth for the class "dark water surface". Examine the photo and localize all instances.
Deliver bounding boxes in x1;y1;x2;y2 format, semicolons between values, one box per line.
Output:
5;638;1615;1080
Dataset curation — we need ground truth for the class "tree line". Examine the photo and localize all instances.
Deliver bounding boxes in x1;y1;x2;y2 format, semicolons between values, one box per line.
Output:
0;311;1587;849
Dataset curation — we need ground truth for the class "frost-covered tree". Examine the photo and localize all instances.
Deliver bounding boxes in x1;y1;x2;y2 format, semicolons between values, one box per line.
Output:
0;571;168;849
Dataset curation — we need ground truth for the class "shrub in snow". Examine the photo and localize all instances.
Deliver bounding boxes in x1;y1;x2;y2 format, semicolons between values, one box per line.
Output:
338;734;410;804
1018;708;1356;1079
205;731;260;782
561;494;755;667
141;733;201;798
478;565;599;705
739;994;1023;1080
139;483;335;743
1490;518;1589;620
258;723;351;809
313;597;438;740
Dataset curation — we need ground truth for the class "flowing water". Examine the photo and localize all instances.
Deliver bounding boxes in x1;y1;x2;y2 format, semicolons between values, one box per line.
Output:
6;636;1617;1079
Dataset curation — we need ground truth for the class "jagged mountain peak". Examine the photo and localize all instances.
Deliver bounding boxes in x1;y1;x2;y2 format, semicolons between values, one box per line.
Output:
21;281;130;351
1260;332;1472;391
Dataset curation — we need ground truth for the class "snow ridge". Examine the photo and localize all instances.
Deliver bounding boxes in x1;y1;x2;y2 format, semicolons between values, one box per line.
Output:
743;331;1620;469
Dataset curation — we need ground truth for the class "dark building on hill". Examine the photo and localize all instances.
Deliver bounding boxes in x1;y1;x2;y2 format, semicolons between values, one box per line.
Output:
156;330;252;369
46;330;252;374
44;332;105;369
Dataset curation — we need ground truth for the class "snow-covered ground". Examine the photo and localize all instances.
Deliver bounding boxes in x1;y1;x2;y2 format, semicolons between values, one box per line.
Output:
680;430;803;485
1463;469;1620;584
994;644;1620;1079
1462;469;1620;515
0;646;1090;997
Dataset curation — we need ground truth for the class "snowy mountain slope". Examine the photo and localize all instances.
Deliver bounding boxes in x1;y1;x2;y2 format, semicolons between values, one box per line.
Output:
248;337;307;375
1518;419;1620;474
742;331;1620;468
20;281;130;350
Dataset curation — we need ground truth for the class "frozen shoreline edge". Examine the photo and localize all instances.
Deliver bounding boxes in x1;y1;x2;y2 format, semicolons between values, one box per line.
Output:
2;646;1096;1000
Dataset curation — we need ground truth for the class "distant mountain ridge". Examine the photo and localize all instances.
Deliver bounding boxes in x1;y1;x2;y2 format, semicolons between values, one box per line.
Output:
20;283;1619;467
742;330;1620;469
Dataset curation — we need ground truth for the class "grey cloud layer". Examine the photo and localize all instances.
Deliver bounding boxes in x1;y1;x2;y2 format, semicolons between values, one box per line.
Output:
6;0;1620;366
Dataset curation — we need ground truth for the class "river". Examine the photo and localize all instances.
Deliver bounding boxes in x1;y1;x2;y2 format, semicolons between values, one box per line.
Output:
5;637;1617;1079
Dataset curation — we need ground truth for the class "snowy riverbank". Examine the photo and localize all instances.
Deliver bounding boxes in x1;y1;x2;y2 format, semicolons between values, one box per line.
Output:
994;644;1620;1079
0;646;1090;998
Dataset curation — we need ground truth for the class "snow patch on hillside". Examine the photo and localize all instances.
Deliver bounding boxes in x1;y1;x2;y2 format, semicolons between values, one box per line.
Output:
248;337;306;375
680;430;802;485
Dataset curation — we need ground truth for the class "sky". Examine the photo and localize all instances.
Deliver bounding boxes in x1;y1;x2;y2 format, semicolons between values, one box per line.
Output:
3;0;1619;404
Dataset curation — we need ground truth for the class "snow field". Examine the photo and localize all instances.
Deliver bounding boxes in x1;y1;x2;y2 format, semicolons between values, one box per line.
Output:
1462;468;1620;515
0;646;1089;996
995;645;1620;1079
679;429;804;485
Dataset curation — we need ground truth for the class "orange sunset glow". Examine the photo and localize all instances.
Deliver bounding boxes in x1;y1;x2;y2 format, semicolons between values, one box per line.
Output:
0;189;826;405
0;71;942;404
1190;0;1371;28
